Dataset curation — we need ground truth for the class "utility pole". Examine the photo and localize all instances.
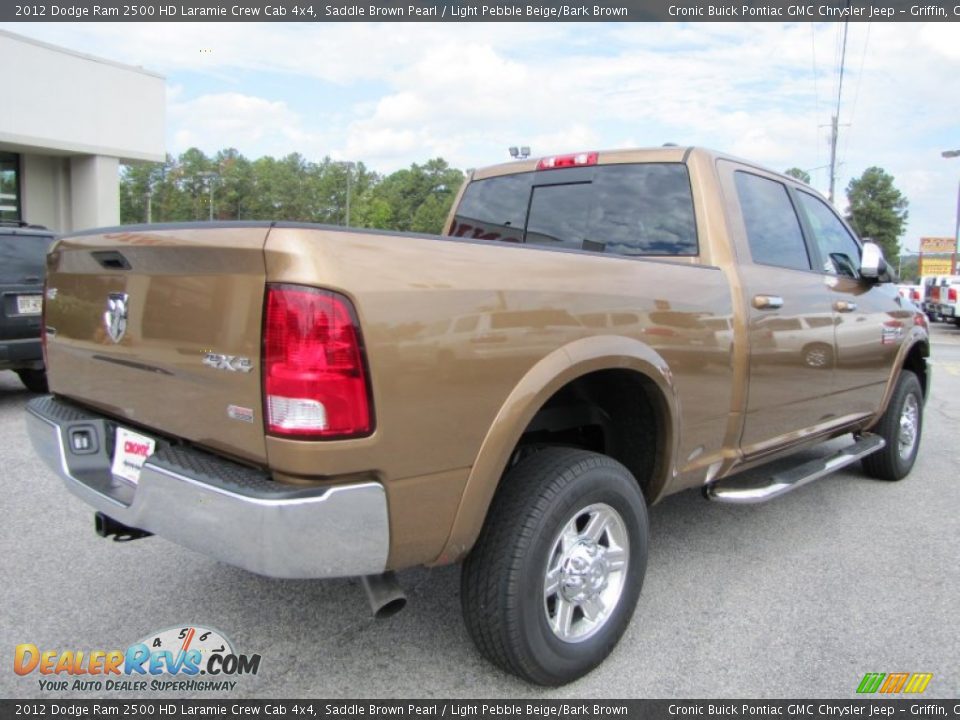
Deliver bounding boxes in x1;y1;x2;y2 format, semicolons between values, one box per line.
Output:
345;166;352;228
336;161;356;227
828;115;838;203
943;149;960;274
198;171;217;221
828;19;849;205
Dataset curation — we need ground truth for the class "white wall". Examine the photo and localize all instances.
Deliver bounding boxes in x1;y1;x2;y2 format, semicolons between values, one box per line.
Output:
0;31;165;162
70;155;119;231
21;154;69;230
0;31;166;232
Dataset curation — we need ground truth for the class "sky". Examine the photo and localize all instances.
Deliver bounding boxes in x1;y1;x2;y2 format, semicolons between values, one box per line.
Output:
4;21;959;251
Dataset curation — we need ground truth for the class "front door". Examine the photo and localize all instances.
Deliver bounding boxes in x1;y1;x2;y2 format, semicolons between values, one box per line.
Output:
792;189;905;415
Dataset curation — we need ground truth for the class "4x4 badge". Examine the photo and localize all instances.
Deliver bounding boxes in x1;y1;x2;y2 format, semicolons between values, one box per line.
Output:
104;292;128;344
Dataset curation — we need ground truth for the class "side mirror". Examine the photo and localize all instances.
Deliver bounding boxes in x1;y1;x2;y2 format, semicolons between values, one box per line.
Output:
860;241;894;282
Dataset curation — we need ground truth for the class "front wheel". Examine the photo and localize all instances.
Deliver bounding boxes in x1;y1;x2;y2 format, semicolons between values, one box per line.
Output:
461;447;648;685
861;370;923;481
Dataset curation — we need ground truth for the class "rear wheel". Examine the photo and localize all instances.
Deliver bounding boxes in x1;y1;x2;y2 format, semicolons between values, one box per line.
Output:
461;447;648;686
862;370;923;481
16;369;48;393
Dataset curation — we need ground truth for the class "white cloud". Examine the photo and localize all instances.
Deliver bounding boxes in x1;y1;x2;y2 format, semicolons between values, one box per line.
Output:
5;20;958;240
168;91;331;159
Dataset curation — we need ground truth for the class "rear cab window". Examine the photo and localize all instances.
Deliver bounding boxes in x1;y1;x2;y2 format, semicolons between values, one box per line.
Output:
451;162;699;257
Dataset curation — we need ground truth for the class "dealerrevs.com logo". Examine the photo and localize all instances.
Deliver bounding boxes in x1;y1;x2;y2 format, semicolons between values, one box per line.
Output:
14;625;261;692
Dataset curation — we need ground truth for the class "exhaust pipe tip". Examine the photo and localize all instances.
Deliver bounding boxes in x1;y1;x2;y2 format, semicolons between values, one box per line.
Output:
94;512;152;542
361;571;407;619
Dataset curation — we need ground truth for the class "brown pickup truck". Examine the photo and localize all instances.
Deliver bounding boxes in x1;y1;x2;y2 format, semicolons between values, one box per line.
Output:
26;147;929;685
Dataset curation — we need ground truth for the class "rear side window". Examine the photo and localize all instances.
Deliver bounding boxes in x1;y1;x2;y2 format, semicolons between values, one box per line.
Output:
735;171;811;271
0;233;53;284
451;163;698;256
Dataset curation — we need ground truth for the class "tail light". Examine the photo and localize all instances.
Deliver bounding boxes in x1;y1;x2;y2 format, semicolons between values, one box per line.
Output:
911;289;920;301
537;152;598;170
950;287;958;303
263;284;373;439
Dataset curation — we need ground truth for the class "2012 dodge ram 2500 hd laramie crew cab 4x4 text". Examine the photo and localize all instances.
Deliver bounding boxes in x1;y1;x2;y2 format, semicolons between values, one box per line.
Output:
26;147;929;685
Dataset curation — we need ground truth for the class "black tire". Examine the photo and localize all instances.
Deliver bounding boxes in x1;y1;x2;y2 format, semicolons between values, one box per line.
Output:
16;369;48;393
862;370;923;481
460;447;648;686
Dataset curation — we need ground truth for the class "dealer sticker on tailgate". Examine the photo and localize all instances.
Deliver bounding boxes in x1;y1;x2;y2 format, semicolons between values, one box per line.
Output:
111;427;156;484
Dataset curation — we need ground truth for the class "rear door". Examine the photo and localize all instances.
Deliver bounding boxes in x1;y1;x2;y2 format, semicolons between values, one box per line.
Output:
719;162;840;456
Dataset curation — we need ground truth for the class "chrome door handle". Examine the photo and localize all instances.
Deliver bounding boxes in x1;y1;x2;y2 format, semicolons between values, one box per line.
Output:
833;301;857;312
752;295;784;310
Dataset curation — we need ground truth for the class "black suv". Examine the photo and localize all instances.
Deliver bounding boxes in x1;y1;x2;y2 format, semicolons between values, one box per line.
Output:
1;222;54;392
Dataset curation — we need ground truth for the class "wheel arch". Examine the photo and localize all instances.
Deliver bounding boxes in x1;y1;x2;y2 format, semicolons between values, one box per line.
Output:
433;335;677;565
867;336;930;431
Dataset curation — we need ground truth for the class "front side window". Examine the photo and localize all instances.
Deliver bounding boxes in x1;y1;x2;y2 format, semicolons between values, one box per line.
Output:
451;163;698;256
796;191;862;277
734;171;811;271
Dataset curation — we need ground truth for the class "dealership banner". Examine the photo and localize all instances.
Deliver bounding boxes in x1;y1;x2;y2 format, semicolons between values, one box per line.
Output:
4;0;960;22
920;257;954;276
3;700;960;719
920;237;957;254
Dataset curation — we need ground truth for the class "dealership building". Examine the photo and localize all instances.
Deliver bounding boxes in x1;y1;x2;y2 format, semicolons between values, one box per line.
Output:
0;30;165;232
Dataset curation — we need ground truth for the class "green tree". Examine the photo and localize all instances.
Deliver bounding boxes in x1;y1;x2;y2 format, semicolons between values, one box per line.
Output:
369;158;465;233
845;167;909;264
214;148;253;220
119;160;164;224
784;167;811;184
117;149;466;232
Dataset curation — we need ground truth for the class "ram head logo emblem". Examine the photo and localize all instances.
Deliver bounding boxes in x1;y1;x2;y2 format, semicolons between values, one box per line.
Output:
104;292;129;344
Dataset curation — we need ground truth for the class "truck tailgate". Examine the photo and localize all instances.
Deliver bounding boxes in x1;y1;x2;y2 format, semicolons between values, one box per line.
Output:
44;225;270;464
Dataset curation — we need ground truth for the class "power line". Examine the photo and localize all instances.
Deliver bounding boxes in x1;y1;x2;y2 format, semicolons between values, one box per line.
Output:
838;22;871;176
810;24;821;180
835;19;850;117
828;15;851;203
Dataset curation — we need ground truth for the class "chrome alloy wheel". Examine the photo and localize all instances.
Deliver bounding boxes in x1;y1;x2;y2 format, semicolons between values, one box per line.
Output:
543;502;629;643
897;393;920;460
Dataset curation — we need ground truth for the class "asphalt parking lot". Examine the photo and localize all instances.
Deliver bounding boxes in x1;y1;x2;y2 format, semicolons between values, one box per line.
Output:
2;323;958;700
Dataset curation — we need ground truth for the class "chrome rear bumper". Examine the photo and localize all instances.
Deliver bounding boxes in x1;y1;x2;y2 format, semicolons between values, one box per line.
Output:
25;396;389;579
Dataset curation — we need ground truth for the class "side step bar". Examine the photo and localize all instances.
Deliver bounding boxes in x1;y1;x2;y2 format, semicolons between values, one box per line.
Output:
704;434;886;505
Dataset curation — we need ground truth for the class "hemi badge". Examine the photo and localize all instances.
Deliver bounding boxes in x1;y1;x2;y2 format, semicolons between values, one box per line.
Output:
227;405;254;423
